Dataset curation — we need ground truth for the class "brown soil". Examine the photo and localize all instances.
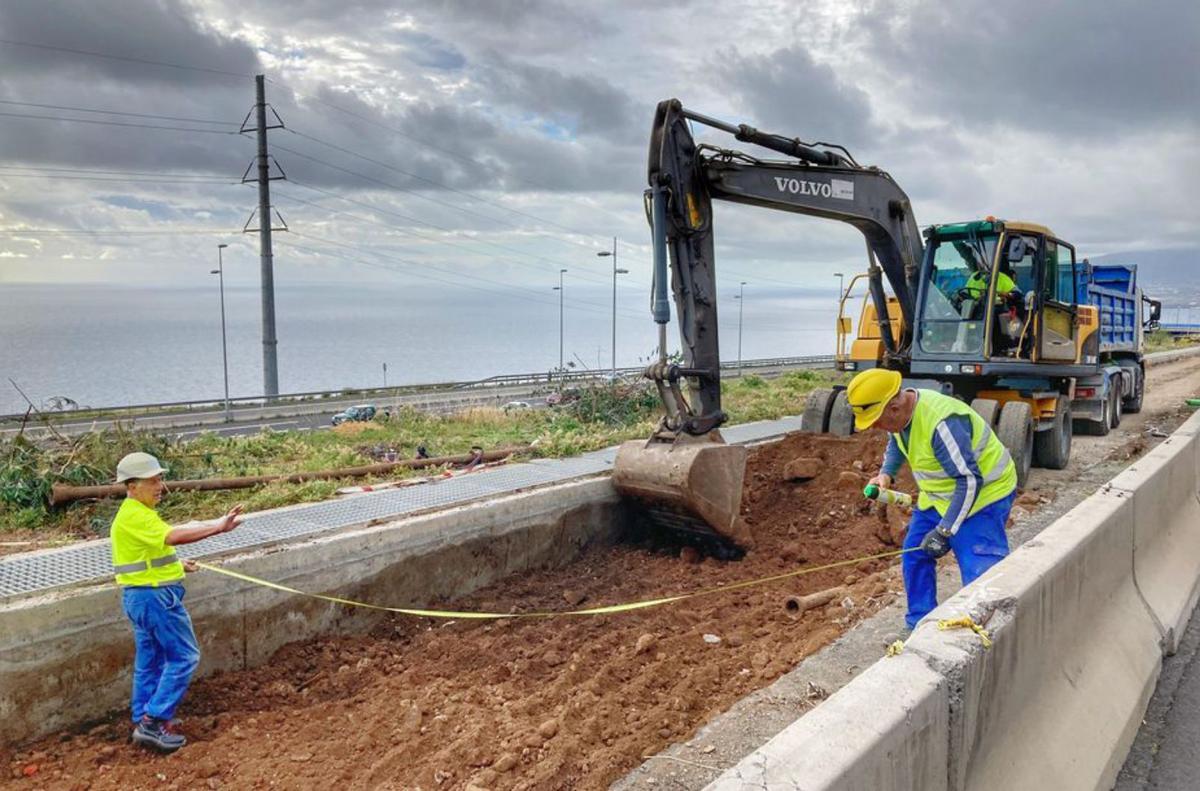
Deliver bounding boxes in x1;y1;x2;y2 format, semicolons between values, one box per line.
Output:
2;432;913;790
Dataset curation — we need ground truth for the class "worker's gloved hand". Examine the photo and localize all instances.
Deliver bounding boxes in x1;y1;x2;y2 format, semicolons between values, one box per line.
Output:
920;528;953;558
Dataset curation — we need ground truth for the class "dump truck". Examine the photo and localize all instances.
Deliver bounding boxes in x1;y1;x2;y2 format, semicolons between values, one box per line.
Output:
612;99;1153;550
1069;262;1160;434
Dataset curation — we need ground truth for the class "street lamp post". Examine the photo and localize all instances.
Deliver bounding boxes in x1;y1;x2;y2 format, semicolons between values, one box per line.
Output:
596;237;628;378
834;272;845;300
210;244;232;423
735;281;747;376
553;268;567;380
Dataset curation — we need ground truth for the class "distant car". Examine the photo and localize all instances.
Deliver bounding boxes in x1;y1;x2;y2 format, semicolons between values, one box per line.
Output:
331;404;377;425
502;400;532;412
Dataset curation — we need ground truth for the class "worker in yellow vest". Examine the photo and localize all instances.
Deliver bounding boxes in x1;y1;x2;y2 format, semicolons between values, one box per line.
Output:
846;370;1017;631
111;452;243;753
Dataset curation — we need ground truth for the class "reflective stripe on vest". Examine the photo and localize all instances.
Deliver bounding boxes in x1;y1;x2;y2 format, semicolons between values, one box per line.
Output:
112;553;180;575
893;390;1017;517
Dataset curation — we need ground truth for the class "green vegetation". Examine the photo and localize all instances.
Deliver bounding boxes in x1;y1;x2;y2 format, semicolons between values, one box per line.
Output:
0;370;841;538
1145;330;1200;354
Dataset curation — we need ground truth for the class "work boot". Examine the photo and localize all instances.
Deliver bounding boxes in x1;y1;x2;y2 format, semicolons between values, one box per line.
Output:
132;716;186;753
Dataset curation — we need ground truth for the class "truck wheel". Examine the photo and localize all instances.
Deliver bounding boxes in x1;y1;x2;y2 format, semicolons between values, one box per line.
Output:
1109;385;1123;429
1034;396;1072;470
801;388;837;433
970;398;1000;428
997;401;1034;488
1122;367;1144;414
828;391;855;436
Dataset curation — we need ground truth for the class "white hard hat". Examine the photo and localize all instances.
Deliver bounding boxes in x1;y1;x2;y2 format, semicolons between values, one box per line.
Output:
115;452;168;483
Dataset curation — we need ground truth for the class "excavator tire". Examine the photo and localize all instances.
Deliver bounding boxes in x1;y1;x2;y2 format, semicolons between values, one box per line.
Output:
827;391;855;437
1033;396;1072;470
969;398;1001;429
801;388;837;433
997;401;1034;489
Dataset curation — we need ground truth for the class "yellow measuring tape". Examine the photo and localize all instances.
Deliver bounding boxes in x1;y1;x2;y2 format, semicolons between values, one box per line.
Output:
196;547;919;620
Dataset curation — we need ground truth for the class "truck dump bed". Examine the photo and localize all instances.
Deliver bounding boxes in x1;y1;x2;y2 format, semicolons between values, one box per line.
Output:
1077;262;1141;354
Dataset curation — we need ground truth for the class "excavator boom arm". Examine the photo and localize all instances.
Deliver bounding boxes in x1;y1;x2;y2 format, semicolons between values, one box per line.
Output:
647;99;923;432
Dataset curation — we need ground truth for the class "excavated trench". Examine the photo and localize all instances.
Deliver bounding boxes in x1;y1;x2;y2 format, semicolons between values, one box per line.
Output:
3;432;919;790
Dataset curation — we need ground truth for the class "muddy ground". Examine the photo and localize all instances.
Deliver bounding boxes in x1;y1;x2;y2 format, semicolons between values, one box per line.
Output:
3;432;916;790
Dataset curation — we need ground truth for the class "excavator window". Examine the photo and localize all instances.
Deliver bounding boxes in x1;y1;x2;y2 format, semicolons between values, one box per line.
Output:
917;231;998;355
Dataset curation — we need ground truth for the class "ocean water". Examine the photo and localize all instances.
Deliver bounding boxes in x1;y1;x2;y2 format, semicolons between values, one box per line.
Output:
0;282;841;415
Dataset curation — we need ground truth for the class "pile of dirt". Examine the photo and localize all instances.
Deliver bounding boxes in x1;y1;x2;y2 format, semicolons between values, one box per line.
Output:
2;432;914;790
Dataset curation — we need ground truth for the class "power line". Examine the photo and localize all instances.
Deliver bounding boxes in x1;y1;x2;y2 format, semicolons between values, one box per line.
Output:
0;228;241;235
0;39;253;81
286;229;647;319
275;181;641;293
0;99;238;126
0;110;239;135
0;171;235;185
0;164;231;179
287;128;624;250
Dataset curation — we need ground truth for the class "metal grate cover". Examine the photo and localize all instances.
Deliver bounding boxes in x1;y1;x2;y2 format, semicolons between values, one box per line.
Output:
0;417;797;600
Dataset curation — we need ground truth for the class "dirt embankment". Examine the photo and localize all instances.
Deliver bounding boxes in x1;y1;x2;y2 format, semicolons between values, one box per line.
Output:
4;432;915;790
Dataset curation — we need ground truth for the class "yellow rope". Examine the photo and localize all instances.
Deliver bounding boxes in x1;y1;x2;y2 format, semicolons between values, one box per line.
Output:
936;616;992;648
195;547;920;621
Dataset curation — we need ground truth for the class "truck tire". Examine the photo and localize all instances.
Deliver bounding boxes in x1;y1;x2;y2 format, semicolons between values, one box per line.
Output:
1078;387;1111;437
997;401;1034;489
828;391;855;436
970;398;1000;428
1109;384;1123;429
1122;366;1144;414
801;388;837;433
1034;396;1072;470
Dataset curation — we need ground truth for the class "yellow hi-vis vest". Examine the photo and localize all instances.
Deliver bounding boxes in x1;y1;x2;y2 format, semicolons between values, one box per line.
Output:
893;390;1017;517
110;498;183;587
965;270;1016;302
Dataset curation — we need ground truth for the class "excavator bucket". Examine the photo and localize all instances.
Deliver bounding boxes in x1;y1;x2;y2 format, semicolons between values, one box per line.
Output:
612;431;751;549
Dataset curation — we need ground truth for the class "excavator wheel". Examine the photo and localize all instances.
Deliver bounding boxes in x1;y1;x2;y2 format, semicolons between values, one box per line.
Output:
970;398;1001;429
612;431;751;549
996;401;1034;488
828;390;855;437
802;388;837;433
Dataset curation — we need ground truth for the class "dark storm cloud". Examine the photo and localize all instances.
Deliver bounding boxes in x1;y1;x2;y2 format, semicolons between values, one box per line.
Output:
714;45;878;148
0;0;261;85
862;0;1200;135
474;52;639;137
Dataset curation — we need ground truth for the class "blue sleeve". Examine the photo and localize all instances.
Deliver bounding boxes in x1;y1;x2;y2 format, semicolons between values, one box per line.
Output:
881;434;903;478
930;414;984;535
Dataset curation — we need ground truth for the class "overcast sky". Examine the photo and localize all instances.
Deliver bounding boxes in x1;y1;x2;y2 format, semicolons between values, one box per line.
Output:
0;0;1196;298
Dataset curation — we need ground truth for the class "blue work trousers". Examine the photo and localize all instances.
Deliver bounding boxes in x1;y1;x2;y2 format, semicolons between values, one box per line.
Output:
121;584;200;723
902;492;1014;630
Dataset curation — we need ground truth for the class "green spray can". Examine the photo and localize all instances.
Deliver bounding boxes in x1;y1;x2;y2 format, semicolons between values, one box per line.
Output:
863;483;913;508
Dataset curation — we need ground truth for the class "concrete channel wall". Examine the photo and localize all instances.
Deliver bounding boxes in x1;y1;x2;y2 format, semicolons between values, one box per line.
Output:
0;477;624;746
709;407;1200;791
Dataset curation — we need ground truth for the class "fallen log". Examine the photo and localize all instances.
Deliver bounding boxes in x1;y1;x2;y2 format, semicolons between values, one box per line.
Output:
48;446;530;506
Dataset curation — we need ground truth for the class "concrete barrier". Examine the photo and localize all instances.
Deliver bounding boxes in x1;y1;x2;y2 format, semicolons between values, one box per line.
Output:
0;477;624;746
707;486;1162;790
1107;408;1200;654
911;488;1161;791
706;653;949;790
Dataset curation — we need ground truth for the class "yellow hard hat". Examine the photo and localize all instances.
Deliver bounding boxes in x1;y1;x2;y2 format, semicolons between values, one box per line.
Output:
846;369;902;431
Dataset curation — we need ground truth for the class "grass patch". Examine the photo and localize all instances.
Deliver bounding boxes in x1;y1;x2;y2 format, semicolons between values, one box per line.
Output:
1144;330;1200;354
1;370;841;537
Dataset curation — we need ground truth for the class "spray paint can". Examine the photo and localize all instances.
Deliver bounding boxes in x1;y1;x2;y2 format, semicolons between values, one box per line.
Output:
863;484;913;508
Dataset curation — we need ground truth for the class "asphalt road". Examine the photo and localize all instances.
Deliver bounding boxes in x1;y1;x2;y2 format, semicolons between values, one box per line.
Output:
1116;597;1200;790
2;360;825;441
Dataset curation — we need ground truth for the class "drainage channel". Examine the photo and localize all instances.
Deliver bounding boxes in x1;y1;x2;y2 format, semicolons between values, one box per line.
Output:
0;417;802;601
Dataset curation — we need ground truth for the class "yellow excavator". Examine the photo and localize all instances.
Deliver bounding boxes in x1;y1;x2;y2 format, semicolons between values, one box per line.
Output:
613;99;1152;550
